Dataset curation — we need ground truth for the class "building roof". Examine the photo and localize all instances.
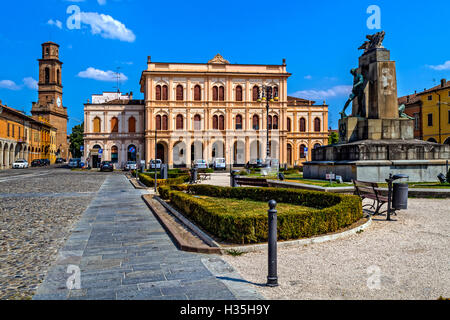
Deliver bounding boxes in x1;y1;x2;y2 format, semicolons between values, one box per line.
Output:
416;79;450;96
287;96;327;106
0;103;55;128
398;92;421;106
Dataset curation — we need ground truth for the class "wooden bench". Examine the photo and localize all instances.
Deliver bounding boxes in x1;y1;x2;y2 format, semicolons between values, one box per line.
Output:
235;177;269;187
352;180;388;215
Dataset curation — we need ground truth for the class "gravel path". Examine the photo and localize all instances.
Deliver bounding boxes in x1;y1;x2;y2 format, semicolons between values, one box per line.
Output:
222;198;450;300
0;169;108;300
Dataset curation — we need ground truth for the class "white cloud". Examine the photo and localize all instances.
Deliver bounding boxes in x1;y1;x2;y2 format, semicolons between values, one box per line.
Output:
97;0;107;5
47;19;63;29
290;85;352;100
78;67;128;82
304;75;312;80
428;60;450;71
23;77;38;90
78;12;136;42
0;80;21;90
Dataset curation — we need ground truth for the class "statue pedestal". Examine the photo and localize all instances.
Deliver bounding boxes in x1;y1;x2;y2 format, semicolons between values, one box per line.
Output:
339;117;414;144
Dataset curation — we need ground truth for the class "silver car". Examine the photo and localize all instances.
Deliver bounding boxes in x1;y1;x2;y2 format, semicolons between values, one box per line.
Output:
12;159;29;169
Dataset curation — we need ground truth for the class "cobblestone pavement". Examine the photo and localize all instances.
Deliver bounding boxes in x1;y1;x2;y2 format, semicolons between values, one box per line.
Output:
33;175;262;300
0;168;109;300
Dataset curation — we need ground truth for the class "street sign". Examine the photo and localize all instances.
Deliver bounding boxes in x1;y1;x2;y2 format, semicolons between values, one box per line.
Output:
129;146;136;153
304;148;308;152
98;149;103;154
326;173;336;180
80;146;84;151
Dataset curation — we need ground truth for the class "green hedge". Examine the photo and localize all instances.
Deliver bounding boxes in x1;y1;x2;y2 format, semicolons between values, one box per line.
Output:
138;173;189;188
164;185;362;244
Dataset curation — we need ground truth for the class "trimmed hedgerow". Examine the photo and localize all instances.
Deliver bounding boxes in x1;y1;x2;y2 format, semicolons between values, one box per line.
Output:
164;185;362;244
138;173;189;188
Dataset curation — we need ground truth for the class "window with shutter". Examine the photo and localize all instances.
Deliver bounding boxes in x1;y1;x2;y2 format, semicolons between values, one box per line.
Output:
111;117;119;133
300;118;306;132
93;117;101;133
236;115;242;130
268;115;272;130
128;117;136;133
176;85;184;101
176;115;184;130
253;115;259;130
287;118;291;132
300;144;306;158
273;115;278;130
156;85;161;100
194;85;201;101
236;85;243;101
213;86;218;101
162;115;168;130
219;86;225;101
194;114;201;130
314;118;321;132
162;85;168;100
219;115;225;130
252;86;259;101
156;115;162;130
213;115;218;130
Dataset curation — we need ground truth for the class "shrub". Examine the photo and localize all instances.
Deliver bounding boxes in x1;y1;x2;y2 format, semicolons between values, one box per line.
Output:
138;173;189;188
238;170;249;176
447;169;450;183
165;185;362;244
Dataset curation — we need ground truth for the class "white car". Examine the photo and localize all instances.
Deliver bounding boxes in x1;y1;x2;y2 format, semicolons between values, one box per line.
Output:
124;161;137;171
12;159;29;169
212;158;226;170
150;159;162;169
193;159;208;169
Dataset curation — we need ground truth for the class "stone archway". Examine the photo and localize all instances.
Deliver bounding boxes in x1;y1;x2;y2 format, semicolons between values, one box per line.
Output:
211;140;224;160
233;141;245;165
250;140;262;160
173;141;186;168
9;144;15;166
157;142;167;164
3;143;9;169
191;141;204;163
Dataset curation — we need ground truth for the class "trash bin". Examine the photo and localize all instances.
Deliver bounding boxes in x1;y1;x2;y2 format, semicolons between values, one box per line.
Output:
231;170;240;187
161;164;168;180
392;183;408;210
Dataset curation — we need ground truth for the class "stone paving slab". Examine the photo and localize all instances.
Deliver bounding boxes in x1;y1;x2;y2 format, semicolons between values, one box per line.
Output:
33;174;263;300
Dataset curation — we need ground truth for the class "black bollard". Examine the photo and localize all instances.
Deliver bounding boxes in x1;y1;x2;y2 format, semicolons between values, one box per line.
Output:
267;200;278;287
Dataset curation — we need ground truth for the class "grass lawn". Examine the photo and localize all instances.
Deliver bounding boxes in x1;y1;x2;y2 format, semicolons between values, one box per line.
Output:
193;195;312;216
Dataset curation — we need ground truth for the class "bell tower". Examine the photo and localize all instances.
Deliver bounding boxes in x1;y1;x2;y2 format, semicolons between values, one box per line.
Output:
31;42;69;159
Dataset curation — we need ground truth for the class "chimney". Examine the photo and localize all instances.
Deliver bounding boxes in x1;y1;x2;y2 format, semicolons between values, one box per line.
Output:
129;91;133;100
282;58;286;66
406;95;410;103
147;56;151;64
441;78;447;88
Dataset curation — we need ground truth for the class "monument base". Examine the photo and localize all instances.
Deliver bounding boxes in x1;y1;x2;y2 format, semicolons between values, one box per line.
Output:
304;139;450;182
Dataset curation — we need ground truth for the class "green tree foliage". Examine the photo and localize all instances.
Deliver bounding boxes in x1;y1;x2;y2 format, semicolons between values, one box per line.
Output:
328;131;339;145
69;123;84;158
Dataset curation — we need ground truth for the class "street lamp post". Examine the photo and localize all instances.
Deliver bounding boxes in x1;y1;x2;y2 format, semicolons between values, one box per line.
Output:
257;85;279;166
154;127;158;193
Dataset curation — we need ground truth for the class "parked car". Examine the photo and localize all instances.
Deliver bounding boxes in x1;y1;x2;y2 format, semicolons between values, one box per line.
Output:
124;161;137;171
55;158;65;164
193;159;208;169
100;161;114;172
245;159;264;169
68;158;81;168
12;159;29;169
149;159;162;169
212;158;226;170
31;159;44;167
42;159;50;166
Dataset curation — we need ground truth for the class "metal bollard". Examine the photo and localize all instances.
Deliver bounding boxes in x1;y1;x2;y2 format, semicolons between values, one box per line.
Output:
267;200;278;287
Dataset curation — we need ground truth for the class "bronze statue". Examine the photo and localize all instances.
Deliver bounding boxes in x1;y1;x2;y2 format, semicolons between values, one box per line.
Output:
340;68;365;119
398;104;414;120
359;31;386;53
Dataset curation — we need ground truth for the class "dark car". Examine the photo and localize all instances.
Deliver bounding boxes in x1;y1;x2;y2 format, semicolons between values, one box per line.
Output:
31;159;43;167
100;161;114;172
245;159;264;169
55;158;65;164
42;159;50;166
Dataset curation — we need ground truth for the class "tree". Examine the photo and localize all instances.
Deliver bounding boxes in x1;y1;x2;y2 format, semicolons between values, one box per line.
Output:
69;123;84;158
328;131;339;145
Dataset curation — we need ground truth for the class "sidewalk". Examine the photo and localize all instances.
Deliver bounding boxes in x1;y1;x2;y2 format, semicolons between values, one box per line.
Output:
33;174;262;300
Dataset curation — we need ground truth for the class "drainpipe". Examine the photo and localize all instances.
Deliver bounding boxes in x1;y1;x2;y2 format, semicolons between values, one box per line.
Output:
436;92;442;144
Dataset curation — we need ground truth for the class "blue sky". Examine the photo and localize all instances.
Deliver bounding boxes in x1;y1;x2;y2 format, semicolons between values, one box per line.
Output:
0;0;449;131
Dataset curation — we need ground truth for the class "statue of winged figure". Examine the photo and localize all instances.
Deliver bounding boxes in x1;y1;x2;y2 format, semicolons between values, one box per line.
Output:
358;31;386;53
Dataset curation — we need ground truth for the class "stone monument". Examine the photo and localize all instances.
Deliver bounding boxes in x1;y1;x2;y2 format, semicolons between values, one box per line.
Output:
304;31;449;182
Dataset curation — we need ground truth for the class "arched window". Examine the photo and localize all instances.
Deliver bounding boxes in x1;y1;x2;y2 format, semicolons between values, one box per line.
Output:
57;69;60;85
219;86;225;101
268;115;273;130
93;117;101;133
128;117;136;133
212;115;218;130
176;85;184;101
314;143;321;149
236;115;243;130
162;115;168;130
156;85;162;100
212;86;218;101
219;115;225;130
156;115;162;130
162;85;168;100
253;115;259;130
45;67;50;84
176;114;184;130
194;114;201;130
300;118;306;132
111;117;119;133
273;115;279;130
111;146;118;163
314;117;321;132
300;144;307;158
194;85;201;101
252;86;259;101
287;117;292;132
287;144;292;165
236;85;243;101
